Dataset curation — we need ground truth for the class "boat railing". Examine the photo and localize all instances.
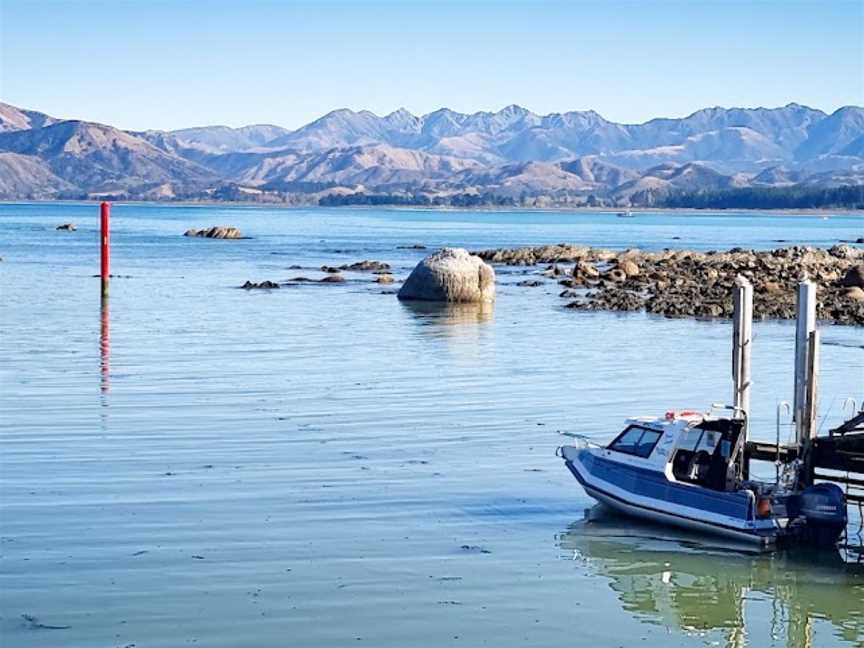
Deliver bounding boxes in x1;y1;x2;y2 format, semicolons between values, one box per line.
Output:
558;432;604;450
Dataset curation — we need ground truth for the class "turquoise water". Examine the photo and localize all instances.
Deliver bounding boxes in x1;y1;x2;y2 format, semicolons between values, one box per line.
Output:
1;203;863;647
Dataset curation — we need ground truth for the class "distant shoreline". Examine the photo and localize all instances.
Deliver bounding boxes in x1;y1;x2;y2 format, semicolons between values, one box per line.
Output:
1;199;862;217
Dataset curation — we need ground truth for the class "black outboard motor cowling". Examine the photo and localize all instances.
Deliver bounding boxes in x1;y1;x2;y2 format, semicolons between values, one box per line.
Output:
799;483;847;547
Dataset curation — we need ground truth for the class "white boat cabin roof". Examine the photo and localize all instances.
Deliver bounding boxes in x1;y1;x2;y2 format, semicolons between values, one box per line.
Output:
608;410;741;471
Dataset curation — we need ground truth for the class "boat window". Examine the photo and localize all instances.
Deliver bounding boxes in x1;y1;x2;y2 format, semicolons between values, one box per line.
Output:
608;426;662;458
635;430;662;457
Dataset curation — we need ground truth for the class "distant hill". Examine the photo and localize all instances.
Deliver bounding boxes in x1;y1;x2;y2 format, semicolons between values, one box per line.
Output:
0;100;862;207
0;117;214;198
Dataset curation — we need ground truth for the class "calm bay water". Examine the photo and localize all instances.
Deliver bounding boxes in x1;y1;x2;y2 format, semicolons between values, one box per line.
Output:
1;203;863;647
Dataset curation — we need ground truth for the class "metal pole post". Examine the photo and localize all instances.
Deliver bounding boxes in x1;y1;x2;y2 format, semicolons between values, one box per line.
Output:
793;280;817;445
732;276;753;437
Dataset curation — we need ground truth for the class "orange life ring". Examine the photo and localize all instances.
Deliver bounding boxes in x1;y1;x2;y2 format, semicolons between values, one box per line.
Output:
666;409;703;420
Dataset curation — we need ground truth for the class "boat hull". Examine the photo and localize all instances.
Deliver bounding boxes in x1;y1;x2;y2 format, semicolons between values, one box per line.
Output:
562;446;778;547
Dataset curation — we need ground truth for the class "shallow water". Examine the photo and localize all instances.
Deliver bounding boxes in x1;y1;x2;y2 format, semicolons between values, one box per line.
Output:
1;203;863;647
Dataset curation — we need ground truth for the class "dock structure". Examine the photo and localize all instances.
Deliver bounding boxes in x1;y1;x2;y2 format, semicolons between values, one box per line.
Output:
745;278;864;506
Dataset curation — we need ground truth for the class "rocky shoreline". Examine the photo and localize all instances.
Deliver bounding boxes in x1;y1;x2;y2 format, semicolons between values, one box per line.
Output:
475;244;864;325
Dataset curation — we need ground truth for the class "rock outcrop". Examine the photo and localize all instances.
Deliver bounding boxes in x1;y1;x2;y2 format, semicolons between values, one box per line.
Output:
398;248;495;303
184;226;243;239
55;223;76;231
476;243;864;325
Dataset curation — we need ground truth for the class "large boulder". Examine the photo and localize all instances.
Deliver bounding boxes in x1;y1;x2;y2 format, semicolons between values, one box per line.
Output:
397;248;495;303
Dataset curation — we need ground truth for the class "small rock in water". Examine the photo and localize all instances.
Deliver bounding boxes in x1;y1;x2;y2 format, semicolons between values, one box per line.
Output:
517;280;544;287
21;614;70;630
339;260;391;272
55;223;76;231
319;274;346;283
572;260;599;282
241;280;280;290
184;226;243;239
375;274;395;284
459;544;491;554
320;266;341;273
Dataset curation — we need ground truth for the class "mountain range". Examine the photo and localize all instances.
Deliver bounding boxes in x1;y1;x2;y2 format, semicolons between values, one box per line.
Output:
1;101;862;206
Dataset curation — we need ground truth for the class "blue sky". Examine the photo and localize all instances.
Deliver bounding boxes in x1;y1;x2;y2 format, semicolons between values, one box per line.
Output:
1;0;861;130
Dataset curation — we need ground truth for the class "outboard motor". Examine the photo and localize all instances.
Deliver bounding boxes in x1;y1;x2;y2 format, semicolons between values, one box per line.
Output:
798;483;848;547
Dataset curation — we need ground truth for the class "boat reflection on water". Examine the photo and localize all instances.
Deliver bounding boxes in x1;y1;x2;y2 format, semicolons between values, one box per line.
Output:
558;507;864;648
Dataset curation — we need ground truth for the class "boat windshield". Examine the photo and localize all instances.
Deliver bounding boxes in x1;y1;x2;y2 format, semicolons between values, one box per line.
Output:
609;426;662;458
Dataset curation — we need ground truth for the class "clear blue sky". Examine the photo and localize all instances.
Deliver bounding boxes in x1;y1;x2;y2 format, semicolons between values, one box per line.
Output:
1;0;862;131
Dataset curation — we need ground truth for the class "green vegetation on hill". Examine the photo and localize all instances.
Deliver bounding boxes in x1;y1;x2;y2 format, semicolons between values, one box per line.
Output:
661;185;864;210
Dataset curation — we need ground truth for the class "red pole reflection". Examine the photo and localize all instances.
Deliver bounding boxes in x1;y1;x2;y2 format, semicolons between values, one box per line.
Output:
101;202;110;298
100;295;110;394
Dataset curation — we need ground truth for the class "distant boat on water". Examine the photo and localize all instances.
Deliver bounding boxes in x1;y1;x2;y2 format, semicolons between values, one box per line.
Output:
617;209;634;218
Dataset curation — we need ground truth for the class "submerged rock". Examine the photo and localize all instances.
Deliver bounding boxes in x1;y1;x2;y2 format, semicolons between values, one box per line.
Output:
184;226;243;239
375;274;395;284
398;248;495;303
56;223;76;231
319;274;346;283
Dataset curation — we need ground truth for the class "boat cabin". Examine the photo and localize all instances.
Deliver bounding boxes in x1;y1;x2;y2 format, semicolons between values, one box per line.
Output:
606;411;745;492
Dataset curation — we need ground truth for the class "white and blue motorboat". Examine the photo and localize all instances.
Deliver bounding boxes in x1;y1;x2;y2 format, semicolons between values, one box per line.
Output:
560;410;784;547
559;408;848;549
558;278;853;549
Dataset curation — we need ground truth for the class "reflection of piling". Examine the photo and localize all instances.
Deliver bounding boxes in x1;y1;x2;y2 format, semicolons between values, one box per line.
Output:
100;201;110;297
100;295;110;394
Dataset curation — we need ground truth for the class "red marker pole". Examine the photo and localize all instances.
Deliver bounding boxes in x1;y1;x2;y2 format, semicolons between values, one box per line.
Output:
100;201;110;297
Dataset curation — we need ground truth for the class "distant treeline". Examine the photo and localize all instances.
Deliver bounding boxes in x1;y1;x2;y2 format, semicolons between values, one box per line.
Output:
321;185;864;209
661;185;864;210
48;183;864;210
318;192;525;207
